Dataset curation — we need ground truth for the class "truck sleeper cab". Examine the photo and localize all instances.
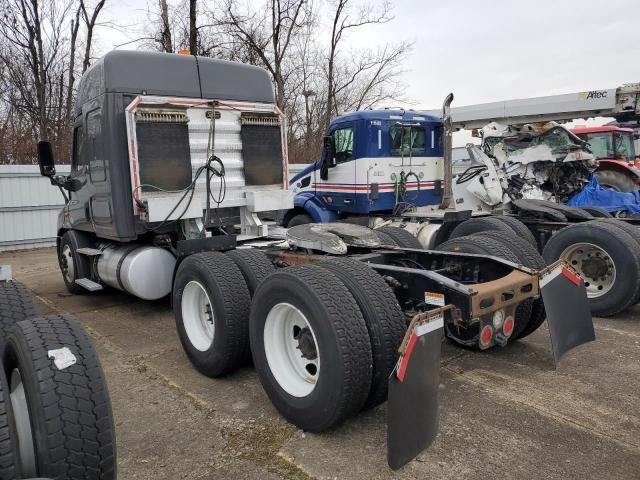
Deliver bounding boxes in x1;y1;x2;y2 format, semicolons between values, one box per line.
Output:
38;50;292;298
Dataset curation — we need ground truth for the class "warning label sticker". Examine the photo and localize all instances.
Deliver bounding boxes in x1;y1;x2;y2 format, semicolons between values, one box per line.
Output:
424;291;445;307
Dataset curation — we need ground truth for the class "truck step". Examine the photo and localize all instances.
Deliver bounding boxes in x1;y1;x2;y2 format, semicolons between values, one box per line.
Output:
76;248;103;256
75;278;103;291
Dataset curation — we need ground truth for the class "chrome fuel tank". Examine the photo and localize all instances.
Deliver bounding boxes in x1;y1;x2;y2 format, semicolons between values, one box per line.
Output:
97;245;176;300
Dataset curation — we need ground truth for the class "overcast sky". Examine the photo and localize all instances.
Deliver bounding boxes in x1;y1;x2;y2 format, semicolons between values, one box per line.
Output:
96;0;640;144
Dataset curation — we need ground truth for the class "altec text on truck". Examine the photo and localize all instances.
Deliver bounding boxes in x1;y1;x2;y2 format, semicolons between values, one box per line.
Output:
38;51;593;470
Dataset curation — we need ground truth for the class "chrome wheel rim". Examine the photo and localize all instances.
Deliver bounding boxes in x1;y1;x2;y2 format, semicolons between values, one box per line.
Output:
61;244;74;283
10;369;37;476
181;281;215;351
263;303;320;398
560;242;616;298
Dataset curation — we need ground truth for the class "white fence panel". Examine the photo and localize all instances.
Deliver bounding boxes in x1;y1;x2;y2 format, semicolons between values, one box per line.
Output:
288;163;310;176
0;165;70;251
0;164;311;252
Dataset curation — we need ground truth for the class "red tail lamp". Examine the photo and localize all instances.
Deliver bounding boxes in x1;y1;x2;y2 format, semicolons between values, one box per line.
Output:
503;316;515;337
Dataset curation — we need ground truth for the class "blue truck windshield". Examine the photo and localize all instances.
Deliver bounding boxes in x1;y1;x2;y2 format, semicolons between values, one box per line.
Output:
390;126;426;155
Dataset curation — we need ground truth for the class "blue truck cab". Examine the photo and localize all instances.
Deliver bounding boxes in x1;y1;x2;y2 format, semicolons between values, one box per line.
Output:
283;109;445;226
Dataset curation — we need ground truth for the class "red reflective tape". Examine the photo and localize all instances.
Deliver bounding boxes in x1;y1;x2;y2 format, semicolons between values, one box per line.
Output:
562;267;582;286
397;332;418;382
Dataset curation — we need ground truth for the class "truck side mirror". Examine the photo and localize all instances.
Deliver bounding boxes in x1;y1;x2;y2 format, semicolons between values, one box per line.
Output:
37;141;56;177
324;136;337;168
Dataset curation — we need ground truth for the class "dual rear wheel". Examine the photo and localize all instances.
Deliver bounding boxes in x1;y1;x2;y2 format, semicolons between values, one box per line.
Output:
542;220;640;316
173;250;406;431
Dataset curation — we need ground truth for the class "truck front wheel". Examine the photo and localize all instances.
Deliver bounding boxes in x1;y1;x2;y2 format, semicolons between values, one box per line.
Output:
58;231;93;294
594;169;638;192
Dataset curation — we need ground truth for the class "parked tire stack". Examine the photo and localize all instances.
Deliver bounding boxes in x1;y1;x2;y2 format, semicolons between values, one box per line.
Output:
0;272;117;480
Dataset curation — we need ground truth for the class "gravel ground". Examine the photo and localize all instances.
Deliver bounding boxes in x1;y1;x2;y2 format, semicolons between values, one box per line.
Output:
1;247;639;479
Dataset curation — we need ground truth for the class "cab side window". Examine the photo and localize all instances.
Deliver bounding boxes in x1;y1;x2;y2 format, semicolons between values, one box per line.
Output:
87;110;105;182
71;125;87;176
334;126;354;163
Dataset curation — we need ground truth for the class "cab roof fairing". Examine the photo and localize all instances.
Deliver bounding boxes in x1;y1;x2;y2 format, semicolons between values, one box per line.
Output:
74;50;275;114
328;109;441;128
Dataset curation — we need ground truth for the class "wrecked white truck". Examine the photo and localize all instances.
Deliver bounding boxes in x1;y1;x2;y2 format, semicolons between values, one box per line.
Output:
453;121;598;210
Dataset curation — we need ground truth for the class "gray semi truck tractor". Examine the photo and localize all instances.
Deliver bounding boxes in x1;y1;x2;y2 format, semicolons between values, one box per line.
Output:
37;51;594;469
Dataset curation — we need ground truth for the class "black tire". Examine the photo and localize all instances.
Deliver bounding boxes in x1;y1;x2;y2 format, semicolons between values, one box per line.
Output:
0;280;35;336
493;216;538;249
2;314;116;479
287;213;312;227
436;235;533;344
226;249;275;297
250;265;372;432
470;231;548;339
0;363;18;479
58;231;93;295
449;216;514;241
591;218;640;304
376;226;423;249
374;230;399;247
542;221;640;316
581;206;613;218
318;258;406;409
594;169;638;192
173;252;251;377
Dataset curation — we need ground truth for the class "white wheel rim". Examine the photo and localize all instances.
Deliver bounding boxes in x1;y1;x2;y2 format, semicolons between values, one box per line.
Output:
264;303;320;398
9;369;37;477
181;281;215;351
61;244;74;283
560;242;616;298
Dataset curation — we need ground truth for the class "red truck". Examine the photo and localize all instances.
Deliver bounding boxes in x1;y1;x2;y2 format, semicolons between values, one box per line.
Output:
572;125;640;191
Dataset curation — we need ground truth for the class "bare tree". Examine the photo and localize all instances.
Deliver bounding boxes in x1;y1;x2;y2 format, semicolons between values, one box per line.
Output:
0;0;75;139
80;0;107;72
222;0;310;109
158;0;173;52
189;0;197;53
0;0;107;163
66;4;82;120
325;0;406;127
331;42;410;113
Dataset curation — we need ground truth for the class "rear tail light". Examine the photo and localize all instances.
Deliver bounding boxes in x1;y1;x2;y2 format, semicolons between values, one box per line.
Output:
503;316;515;337
479;325;494;348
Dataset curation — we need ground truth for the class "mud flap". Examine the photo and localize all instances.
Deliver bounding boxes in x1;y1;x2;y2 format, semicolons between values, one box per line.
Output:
387;314;444;470
540;263;595;364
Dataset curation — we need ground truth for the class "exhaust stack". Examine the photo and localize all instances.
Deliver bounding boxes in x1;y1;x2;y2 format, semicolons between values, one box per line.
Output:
439;93;454;209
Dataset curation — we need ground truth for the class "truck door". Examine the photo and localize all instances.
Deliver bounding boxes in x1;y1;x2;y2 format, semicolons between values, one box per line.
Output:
315;124;359;213
66;122;92;231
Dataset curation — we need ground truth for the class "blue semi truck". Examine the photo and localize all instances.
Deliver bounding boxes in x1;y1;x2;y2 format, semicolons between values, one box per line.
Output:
283;108;448;227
